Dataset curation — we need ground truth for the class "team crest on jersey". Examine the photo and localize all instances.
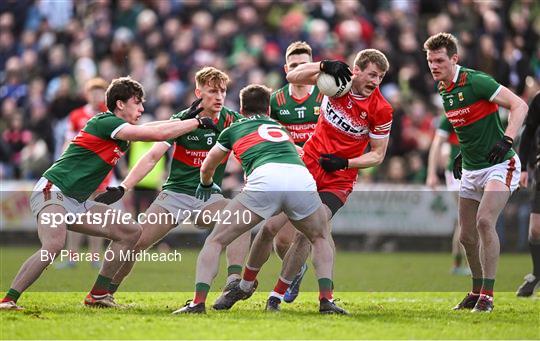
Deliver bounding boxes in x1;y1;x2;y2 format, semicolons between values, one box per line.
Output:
458;92;464;101
314;106;320;115
360;111;367;119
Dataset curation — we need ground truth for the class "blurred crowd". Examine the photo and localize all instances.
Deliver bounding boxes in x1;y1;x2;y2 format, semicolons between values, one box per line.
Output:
1;0;539;183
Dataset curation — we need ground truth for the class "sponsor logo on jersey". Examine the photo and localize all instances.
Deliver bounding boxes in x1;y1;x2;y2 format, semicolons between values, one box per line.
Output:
323;101;368;137
187;135;199;141
279;109;291;115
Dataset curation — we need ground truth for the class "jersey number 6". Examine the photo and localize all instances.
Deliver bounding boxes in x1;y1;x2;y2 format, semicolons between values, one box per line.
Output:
258;124;289;142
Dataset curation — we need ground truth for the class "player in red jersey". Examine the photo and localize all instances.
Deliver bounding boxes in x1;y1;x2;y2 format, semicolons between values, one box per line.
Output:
219;49;393;311
56;78;110;269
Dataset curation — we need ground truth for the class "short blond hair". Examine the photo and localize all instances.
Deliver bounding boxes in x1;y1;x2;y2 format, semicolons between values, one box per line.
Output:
195;66;230;89
353;49;389;72
423;32;459;57
85;77;108;93
285;41;312;60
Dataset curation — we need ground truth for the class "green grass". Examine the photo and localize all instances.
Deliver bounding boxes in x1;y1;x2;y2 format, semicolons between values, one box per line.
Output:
1;247;539;339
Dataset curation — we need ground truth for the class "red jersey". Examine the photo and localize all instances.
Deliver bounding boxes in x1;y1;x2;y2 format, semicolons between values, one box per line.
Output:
66;103;112;191
303;88;393;202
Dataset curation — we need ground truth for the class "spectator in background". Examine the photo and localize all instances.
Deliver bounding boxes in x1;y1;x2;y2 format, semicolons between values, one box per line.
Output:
0;0;535;186
2;113;32;179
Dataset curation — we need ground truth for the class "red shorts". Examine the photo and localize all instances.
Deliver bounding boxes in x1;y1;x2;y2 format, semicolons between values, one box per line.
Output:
303;154;356;204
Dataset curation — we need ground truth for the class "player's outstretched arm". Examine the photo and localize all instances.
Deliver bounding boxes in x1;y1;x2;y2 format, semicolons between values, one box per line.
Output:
426;132;448;189
492;86;528;140
286;62;321;85
114;119;199;142
94;142;169;204
122;142;170;190
348;137;389;169
200;145;228;186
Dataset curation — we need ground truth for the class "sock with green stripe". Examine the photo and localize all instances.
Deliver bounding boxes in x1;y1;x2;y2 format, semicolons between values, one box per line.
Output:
480;278;495;296
226;264;242;282
453;253;462;268
108;283;120;295
90;274;112;296
472;278;482;294
318;278;334;301
2;289;21;303
193;282;210;305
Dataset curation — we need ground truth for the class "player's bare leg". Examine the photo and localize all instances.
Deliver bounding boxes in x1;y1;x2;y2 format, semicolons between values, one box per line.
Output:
197;199;251;286
286;206;346;314
55;231;82;269
70;203;142;307
274;221;296;260
88;235;103;268
516;213;540;296
471;180;510;312
1;205;69;309
247;213;289;269
109;203;177;292
451;221;470;275
453;197;483;310
173;200;263;314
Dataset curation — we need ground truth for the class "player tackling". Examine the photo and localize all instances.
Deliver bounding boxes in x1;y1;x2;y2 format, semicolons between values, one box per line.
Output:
0;76;219;310
217;49;393;312
173;84;347;315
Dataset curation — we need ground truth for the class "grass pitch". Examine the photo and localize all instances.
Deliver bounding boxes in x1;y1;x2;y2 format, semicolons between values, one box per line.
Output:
1;247;538;339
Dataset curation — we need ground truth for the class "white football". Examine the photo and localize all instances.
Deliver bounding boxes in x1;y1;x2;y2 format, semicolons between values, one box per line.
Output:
317;72;352;98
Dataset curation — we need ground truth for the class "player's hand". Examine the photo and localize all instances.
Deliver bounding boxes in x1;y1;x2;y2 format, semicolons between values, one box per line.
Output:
487;135;513;164
197;117;220;134
195;182;222;202
519;171;528;188
452;153;462;180
180;98;203;120
94;185;126;205
426;173;439;189
320;60;352;87
319;154;348;172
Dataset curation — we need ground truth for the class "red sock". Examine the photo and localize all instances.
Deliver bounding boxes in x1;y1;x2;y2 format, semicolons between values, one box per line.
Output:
2;297;13;303
480;288;494;297
273;277;291;296
243;266;260;282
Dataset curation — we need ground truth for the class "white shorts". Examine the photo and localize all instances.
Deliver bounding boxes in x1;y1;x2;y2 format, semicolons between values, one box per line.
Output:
237;163;321;221
460;156;521;202
30;177;97;219
444;170;461;192
153;190;224;224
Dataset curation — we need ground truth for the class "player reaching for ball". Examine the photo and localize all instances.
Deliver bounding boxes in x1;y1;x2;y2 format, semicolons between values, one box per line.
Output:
216;49;394;312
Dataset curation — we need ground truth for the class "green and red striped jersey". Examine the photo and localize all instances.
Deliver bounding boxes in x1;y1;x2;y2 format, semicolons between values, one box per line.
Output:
437;115;460;171
43;112;129;202
439;65;514;170
216;114;304;176
270;84;323;146
161;107;242;195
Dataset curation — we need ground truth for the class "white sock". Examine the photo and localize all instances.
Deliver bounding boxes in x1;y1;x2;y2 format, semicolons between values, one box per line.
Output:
239;279;254;292
269;291;283;301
